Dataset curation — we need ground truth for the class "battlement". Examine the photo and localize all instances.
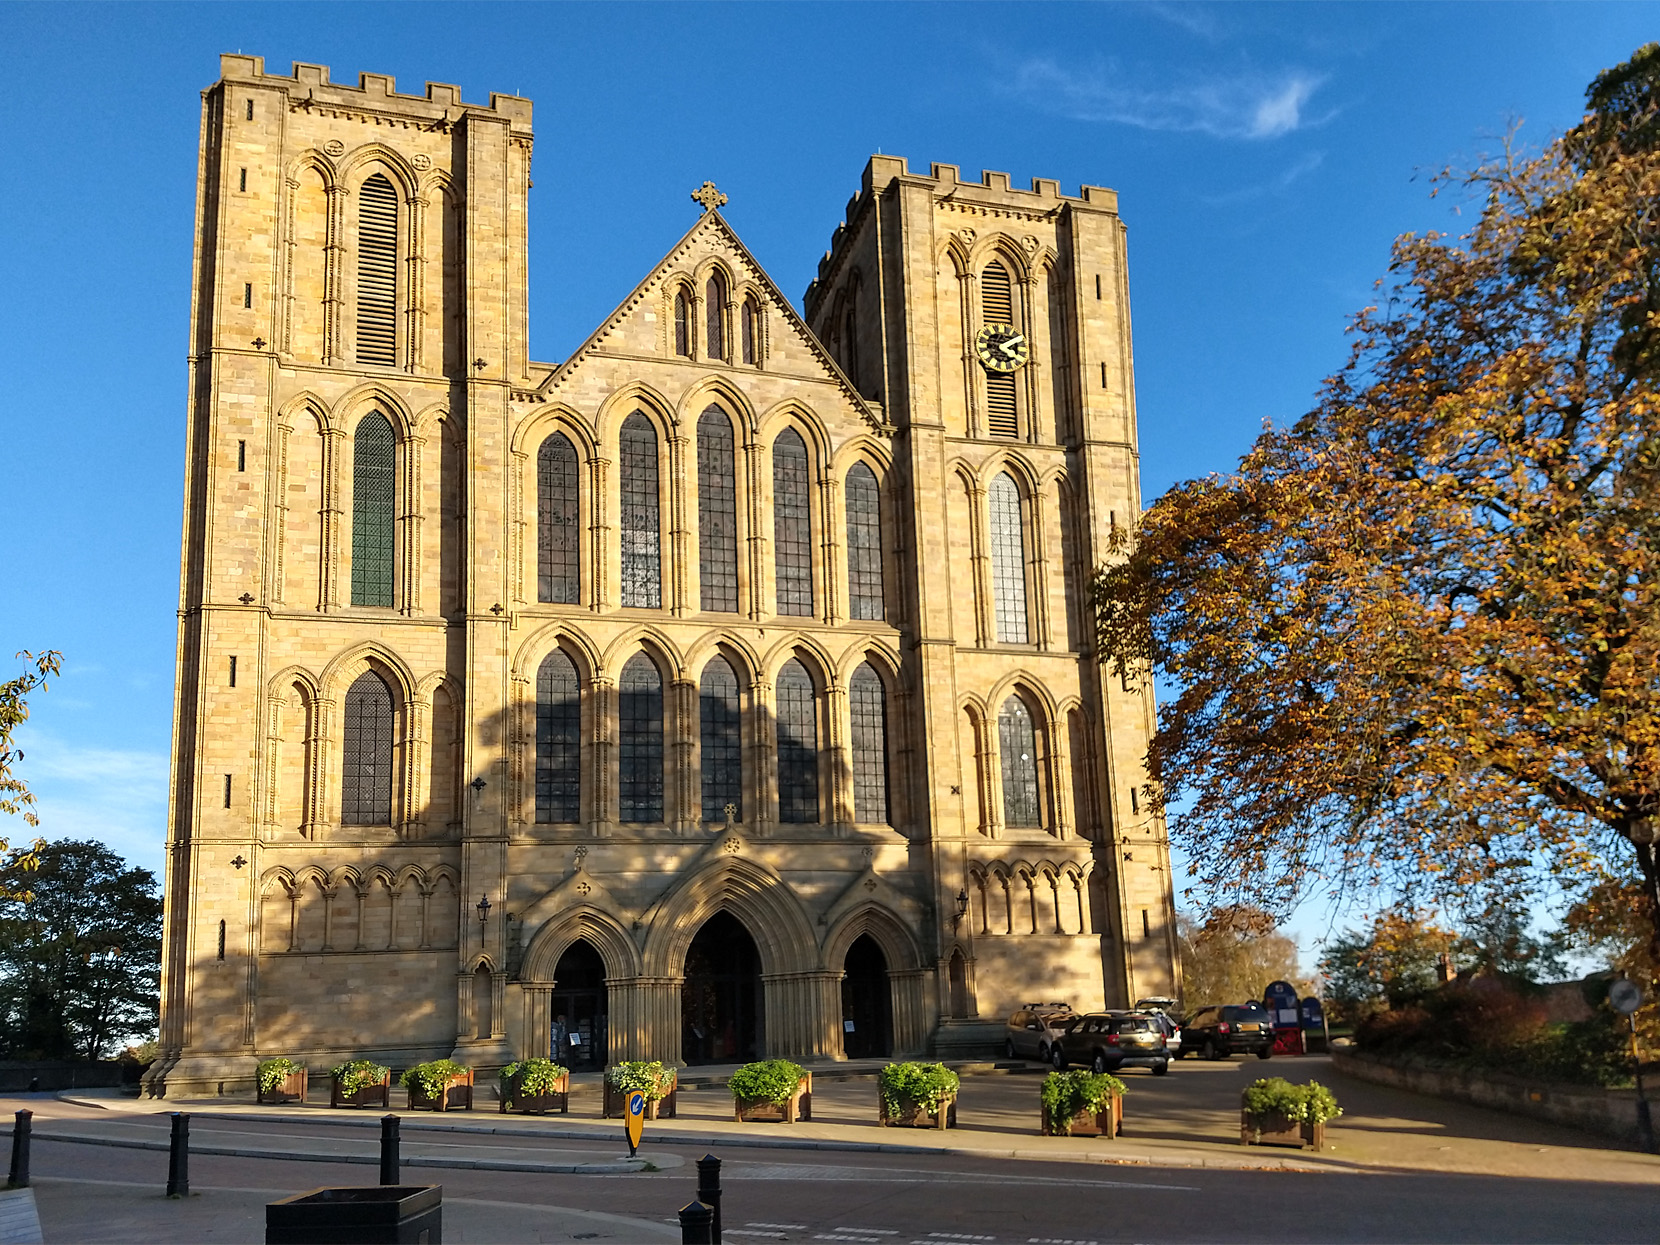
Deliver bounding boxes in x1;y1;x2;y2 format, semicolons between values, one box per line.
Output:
806;154;1117;304
216;54;532;132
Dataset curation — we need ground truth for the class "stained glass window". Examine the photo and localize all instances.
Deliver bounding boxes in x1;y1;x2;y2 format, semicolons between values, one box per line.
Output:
700;656;742;823
537;433;579;604
773;429;813;616
351;412;396;608
776;659;818;823
850;662;888;824
989;472;1028;643
619;653;663;822
706;272;726;359
845;462;884;621
356;173;398;366
674;289;690;357
535;649;580;823
342;671;394;825
697;407;738;613
741;298;757;365
619;414;661;609
999;694;1041;828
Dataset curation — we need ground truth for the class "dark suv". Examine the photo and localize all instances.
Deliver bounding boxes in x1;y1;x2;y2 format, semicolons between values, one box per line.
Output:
1053;1012;1170;1075
1181;1004;1273;1060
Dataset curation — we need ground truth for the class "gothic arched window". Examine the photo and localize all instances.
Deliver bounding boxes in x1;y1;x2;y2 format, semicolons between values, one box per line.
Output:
845;462;884;621
351;412;396;608
850;662;889;824
674;288;691;357
773;429;813;616
619;413;661;609
342;671;394;825
618;653;664;822
999;694;1041;828
706;271;727;359
537;432;580;604
535;649;581;823
776;658;818;823
989;471;1028;643
356;173;398;366
697;407;738;612
741;297;758;365
700;656;742;823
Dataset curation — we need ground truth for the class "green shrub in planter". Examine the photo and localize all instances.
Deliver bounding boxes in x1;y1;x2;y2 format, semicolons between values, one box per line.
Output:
331;1060;390;1096
606;1060;676;1101
1241;1077;1342;1125
500;1058;568;1098
257;1058;306;1095
1041;1069;1125;1136
402;1059;470;1101
729;1059;807;1106
878;1061;959;1118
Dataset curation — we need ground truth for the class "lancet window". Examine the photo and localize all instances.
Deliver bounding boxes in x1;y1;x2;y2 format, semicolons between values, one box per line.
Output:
699;656;742;823
773;429;813;616
341;671;394;825
535;650;581;823
776;659;819;823
619;414;661;609
697;407;738;612
537;432;580;604
618;653;664;822
351;412;396;608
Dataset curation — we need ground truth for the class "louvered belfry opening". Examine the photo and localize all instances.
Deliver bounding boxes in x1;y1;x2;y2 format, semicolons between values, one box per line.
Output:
982;261;1018;438
356;173;399;366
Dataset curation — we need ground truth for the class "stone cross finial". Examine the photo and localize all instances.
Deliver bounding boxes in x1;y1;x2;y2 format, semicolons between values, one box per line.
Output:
692;181;728;213
723;803;737;825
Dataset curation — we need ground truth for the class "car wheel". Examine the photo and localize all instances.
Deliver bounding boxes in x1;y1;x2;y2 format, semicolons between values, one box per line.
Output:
1051;1044;1066;1070
1205;1040;1224;1061
1152;1061;1170;1076
1004;1038;1017;1060
1037;1042;1050;1064
1091;1051;1107;1074
1257;1046;1273;1060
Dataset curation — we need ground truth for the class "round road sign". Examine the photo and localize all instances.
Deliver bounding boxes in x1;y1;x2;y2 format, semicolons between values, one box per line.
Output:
1610;978;1643;1015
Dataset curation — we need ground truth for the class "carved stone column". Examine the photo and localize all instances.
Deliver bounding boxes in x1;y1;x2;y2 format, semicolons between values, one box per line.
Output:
400;434;425;615
405;192;426;373
324;183;348;365
967;481;991;646
590;675;615;835
588;453;611;611
670;677;697;834
750;677;775;834
668;430;691;617
319;427;347;612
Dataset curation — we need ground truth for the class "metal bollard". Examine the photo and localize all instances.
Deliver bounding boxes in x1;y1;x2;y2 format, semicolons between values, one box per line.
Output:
696;1153;722;1244
678;1200;713;1245
166;1112;189;1198
380;1114;401;1185
8;1110;31;1189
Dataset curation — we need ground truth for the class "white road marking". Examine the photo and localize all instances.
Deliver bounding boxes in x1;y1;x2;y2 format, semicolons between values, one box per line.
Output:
748;1224;809;1231
926;1236;996;1242
724;1163;1194;1192
834;1232;897;1237
726;1233;788;1240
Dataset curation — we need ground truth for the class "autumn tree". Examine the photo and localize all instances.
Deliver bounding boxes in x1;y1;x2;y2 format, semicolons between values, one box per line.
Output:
1177;905;1308;1008
1094;46;1660;974
0;650;61;894
1318;908;1456;1019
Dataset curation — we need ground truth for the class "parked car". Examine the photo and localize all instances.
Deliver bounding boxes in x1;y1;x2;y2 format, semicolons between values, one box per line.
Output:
1180;1004;1273;1060
1052;1011;1170;1075
1004;1003;1075;1063
1133;1008;1182;1055
1134;996;1181;1016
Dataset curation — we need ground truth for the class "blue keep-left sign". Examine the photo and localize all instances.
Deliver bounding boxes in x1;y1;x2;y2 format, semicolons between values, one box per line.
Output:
625;1089;647;1154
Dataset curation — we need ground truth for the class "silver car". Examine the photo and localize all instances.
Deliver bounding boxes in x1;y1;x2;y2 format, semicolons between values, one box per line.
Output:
1004;1003;1075;1063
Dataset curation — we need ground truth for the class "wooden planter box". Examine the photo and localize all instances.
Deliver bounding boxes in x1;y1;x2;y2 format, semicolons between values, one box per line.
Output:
257;1068;309;1105
1041;1092;1122;1138
409;1068;474;1112
330;1071;390;1109
1240;1109;1325;1150
500;1068;570;1115
734;1074;812;1123
603;1071;678;1119
878;1090;957;1129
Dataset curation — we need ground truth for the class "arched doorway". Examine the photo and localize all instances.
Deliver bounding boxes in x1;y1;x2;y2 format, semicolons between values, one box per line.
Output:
682;911;761;1064
550;940;607;1070
841;934;892;1058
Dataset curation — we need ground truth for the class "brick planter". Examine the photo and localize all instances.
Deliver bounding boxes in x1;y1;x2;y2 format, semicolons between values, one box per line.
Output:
603;1071;677;1119
878;1090;957;1129
1041;1092;1122;1138
408;1068;474;1112
734;1074;812;1123
257;1068;309;1106
329;1071;390;1109
1240;1109;1325;1150
500;1068;570;1115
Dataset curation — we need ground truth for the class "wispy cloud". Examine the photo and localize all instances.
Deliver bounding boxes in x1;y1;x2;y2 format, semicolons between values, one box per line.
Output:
1010;58;1328;141
1202;150;1327;205
10;732;167;875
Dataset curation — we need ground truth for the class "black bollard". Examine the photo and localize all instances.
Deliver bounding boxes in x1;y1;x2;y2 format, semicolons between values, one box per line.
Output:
696;1153;722;1244
8;1110;31;1189
678;1200;713;1245
166;1112;189;1198
379;1114;400;1185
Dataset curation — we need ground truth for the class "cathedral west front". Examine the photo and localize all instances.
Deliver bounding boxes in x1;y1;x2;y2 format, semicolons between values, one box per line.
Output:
148;54;1179;1096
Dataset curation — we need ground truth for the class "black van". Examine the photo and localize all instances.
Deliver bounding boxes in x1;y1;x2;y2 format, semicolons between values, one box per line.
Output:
1180;1004;1273;1060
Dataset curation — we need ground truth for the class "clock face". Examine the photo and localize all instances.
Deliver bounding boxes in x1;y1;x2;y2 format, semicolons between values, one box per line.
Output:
975;323;1029;373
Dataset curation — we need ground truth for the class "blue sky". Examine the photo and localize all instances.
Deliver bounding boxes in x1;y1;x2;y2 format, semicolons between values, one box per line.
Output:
2;1;1654;962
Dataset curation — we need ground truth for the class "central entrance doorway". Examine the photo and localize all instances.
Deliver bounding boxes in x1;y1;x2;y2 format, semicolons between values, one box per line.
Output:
841;934;892;1058
681;911;762;1064
550;940;607;1071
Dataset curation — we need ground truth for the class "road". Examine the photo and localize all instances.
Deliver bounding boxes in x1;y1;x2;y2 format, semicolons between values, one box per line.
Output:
8;1054;1658;1243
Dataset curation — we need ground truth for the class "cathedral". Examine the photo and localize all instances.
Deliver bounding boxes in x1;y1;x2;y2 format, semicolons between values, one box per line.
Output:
147;54;1179;1097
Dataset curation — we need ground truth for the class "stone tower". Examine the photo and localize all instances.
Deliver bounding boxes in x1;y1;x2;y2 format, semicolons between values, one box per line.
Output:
150;57;1176;1097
